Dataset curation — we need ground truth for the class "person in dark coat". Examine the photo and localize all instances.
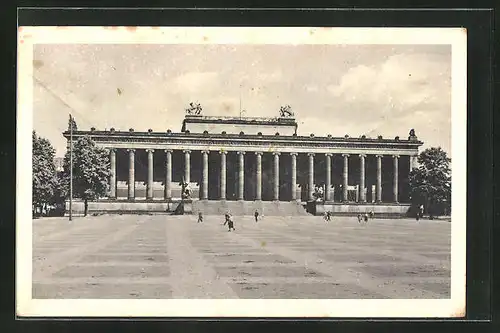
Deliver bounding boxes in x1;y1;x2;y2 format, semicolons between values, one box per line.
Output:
197;212;203;223
254;210;259;222
223;212;235;231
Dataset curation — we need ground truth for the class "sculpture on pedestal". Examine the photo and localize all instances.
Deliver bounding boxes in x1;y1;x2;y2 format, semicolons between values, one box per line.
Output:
279;105;294;118
185;102;203;115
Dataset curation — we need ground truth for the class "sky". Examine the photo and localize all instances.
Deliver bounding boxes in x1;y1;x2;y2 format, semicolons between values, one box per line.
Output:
32;43;451;157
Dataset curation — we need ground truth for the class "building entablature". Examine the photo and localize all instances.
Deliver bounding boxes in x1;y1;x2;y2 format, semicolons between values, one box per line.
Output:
63;130;422;156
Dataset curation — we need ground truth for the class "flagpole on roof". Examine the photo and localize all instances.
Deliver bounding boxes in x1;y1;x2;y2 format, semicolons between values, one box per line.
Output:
69;114;73;221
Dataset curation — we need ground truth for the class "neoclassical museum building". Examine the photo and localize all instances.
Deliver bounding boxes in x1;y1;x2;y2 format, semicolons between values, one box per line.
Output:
64;110;423;216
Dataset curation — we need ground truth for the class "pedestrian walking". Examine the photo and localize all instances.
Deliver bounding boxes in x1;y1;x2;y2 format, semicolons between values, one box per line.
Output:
369;210;374;219
327;211;332;221
357;214;363;223
224;213;236;231
363;213;369;223
197;212;203;223
254;210;259;222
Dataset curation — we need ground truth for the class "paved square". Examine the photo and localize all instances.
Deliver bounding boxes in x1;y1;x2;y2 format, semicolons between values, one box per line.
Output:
32;215;451;299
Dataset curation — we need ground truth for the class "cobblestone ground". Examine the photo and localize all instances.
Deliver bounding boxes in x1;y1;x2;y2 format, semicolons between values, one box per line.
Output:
33;215;451;299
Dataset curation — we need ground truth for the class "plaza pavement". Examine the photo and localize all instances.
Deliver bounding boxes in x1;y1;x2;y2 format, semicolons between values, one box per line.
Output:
32;214;451;299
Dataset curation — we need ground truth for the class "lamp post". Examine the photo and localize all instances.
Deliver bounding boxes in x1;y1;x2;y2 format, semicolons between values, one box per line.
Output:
69;114;73;221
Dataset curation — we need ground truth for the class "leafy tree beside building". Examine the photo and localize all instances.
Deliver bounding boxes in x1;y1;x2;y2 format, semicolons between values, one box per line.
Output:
62;134;110;217
408;147;451;219
32;131;58;217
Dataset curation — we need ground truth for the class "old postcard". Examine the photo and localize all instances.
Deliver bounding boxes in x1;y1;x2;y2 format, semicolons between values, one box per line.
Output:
17;26;466;317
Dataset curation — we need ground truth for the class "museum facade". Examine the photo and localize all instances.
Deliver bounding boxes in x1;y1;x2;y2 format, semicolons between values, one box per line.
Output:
63;113;423;216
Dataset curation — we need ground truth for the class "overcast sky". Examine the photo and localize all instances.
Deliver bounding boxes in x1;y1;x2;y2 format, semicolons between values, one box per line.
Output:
32;43;451;157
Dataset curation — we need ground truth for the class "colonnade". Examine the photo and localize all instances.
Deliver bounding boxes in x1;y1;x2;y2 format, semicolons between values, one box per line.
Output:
108;148;417;203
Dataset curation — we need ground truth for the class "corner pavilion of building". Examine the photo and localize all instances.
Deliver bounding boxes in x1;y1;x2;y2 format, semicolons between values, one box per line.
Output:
64;114;423;216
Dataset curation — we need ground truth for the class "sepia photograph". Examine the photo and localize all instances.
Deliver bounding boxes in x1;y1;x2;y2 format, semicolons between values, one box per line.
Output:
17;26;466;317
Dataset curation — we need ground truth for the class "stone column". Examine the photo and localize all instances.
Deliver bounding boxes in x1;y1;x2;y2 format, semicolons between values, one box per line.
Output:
290;153;297;201
410;155;418;170
273;152;280;201
325;153;332;201
146;149;154;200
393;155;399;203
127;149;135;200
359;154;366;203
164;150;172;200
109;148;116;199
237;151;245;200
255;152;262;200
342;154;349;202
202;150;209;200
220;151;227;200
183;150;191;184
376;155;382;203
308;153;315;201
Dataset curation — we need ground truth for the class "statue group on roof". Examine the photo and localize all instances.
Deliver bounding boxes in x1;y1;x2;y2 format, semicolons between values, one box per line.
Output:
279;105;294;118
185;102;203;115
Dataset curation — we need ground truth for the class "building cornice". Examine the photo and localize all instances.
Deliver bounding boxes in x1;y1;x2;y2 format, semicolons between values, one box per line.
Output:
62;130;423;150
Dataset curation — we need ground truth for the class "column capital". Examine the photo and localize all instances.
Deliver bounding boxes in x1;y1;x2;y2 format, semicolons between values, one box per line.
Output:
219;150;228;155
201;150;210;155
164;149;173;153
289;152;298;156
237;151;246;155
183;150;191;154
307;153;315;157
127;148;136;153
146;149;155;153
359;153;367;158
272;152;281;156
342;153;350;157
255;151;263;156
392;154;400;159
375;154;383;158
325;153;333;157
109;148;116;153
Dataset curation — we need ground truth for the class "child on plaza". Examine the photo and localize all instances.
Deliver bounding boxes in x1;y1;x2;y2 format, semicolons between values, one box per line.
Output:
223;212;235;231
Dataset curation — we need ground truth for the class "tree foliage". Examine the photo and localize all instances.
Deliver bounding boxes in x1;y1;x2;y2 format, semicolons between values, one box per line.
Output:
408;147;451;218
62;135;110;203
32;131;58;214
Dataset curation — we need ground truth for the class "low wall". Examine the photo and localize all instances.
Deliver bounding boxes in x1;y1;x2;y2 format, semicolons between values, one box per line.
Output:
312;202;411;217
65;199;181;215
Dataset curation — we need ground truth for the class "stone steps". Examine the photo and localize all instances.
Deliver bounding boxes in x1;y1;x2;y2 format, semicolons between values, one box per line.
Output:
192;200;310;216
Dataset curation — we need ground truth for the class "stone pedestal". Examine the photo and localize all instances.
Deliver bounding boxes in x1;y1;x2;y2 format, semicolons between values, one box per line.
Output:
181;199;193;215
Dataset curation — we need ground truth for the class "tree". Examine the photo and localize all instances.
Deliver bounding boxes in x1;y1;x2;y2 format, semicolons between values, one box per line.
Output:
62;135;110;216
408;147;451;219
32;131;58;217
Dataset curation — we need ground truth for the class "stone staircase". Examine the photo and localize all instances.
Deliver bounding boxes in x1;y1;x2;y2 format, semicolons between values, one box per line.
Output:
192;200;310;216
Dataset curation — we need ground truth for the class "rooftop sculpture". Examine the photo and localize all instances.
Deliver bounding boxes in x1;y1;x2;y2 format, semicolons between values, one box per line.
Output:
185;102;203;115
279;105;294;118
